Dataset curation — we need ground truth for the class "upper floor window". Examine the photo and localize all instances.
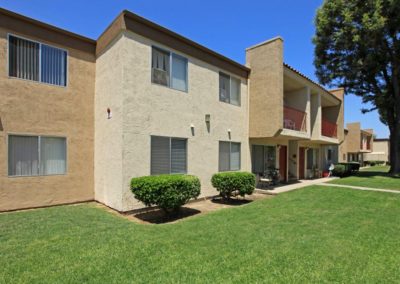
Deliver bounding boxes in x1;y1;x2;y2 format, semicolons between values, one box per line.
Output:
151;46;188;92
219;72;240;106
8;35;67;86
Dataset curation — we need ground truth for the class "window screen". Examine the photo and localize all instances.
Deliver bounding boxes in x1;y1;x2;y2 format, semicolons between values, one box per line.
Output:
8;135;66;176
41;44;67;86
219;141;241;171
151;136;187;175
171;54;187;91
219;72;241;106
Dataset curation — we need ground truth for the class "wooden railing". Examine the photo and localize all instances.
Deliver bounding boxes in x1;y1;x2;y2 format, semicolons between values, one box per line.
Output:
322;119;337;138
283;106;307;132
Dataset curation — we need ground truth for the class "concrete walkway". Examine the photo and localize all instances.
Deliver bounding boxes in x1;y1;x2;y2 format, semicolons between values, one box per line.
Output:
256;177;337;195
319;183;400;194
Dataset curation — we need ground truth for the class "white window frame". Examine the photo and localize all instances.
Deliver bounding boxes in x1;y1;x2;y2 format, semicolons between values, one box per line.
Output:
151;45;188;92
150;135;188;175
219;141;241;172
7;33;69;88
7;134;68;177
219;71;241;106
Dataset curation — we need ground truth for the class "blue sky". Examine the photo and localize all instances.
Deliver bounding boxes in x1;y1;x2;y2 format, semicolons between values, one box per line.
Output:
1;0;389;137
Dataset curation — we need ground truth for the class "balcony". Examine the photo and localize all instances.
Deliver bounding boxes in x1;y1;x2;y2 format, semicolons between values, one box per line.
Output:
284;106;307;132
322;119;337;138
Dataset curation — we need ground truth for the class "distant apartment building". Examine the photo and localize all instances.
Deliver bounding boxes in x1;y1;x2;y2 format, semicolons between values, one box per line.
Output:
364;138;390;163
339;122;373;164
0;8;344;212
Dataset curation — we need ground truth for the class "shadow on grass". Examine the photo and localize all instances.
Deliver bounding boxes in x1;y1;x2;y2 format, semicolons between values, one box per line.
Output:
211;197;252;206
134;207;201;224
354;169;400;179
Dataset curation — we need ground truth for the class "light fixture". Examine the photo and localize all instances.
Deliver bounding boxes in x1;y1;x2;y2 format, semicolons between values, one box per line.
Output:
205;114;211;123
107;108;112;119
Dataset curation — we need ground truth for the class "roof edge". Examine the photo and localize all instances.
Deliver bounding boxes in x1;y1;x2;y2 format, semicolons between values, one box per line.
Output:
246;36;283;51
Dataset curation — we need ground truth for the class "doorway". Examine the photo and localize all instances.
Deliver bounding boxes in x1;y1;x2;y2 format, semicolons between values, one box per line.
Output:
299;147;305;179
279;146;287;182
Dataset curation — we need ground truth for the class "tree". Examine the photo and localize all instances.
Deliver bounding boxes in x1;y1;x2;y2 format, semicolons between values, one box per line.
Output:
313;0;400;174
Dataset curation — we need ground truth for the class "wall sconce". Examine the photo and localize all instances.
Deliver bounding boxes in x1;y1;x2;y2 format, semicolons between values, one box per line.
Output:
205;114;211;123
107;108;112;119
190;124;195;136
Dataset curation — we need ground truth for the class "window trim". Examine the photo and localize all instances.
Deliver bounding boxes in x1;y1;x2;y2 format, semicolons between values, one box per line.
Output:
219;71;241;106
150;135;188;175
218;141;241;172
7;133;68;177
7;33;69;88
151;45;188;93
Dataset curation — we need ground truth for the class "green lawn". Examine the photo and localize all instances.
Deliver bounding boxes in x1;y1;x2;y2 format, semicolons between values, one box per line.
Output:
328;166;400;190
1;187;400;283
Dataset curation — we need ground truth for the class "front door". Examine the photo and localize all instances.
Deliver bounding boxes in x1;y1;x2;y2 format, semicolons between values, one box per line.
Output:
279;146;287;182
299;147;305;179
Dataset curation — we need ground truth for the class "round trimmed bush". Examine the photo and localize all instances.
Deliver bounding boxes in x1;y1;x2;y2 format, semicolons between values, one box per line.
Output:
211;172;255;200
131;174;201;213
332;164;346;177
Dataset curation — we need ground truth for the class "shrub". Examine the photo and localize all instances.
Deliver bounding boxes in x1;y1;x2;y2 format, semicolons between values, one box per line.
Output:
332;164;346;177
131;174;201;213
211;172;255;200
348;162;360;172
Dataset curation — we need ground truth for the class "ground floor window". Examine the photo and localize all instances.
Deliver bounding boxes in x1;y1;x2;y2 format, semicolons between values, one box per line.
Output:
307;148;319;170
151;136;187;175
219;141;241;171
348;153;359;162
252;145;276;174
8;135;67;176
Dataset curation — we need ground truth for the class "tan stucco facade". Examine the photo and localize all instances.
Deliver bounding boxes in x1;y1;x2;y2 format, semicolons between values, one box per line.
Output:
0;27;95;211
95;31;250;212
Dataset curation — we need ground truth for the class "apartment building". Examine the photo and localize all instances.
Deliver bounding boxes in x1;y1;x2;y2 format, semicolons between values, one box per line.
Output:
339;122;373;164
0;8;344;212
364;138;389;164
246;38;344;181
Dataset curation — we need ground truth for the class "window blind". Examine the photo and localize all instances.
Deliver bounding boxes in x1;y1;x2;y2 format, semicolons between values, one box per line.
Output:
8;36;40;81
171;139;187;173
151;136;171;175
8;135;39;176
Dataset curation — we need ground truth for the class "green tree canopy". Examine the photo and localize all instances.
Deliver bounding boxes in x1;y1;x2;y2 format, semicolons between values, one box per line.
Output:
313;0;400;173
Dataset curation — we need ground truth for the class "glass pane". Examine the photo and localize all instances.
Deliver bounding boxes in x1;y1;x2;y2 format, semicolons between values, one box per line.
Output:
171;139;187;173
40;137;66;175
265;146;276;169
230;142;241;171
219;72;230;103
41;44;67;86
219;141;230;171
151;136;170;175
8;135;39;176
171;55;187;91
8;36;39;81
252;145;264;174
151;47;170;86
307;149;314;170
230;77;241;106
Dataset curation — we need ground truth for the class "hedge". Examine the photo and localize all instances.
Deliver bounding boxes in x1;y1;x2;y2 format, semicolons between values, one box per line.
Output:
131;174;201;213
211;172;255;200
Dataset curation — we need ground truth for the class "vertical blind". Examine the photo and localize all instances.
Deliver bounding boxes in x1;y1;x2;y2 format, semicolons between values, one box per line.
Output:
252;145;276;174
9;36;40;81
8;35;67;86
219;141;241;171
151;136;187;175
8;135;66;176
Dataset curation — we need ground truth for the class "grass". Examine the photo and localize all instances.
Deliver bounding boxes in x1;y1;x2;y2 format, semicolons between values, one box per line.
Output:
328;165;400;190
1;187;400;283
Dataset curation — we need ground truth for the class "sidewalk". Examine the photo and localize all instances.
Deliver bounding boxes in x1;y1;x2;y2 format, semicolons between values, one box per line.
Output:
255;177;338;195
319;183;400;194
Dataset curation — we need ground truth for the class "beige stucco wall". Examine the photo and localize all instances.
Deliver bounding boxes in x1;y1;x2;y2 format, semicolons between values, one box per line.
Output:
95;31;250;212
364;140;389;162
0;28;95;211
310;93;321;140
346;122;361;153
246;38;283;138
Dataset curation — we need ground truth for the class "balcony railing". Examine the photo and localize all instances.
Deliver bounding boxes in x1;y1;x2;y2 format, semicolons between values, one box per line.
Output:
283;106;307;132
322;119;337;138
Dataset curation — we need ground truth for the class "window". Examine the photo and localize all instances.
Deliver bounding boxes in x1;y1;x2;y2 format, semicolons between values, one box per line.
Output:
8;135;66;176
219;72;241;106
8;35;67;86
252;145;276;174
327;149;332;160
151;47;188;91
307;148;319;170
151;136;187;175
219;141;241;171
